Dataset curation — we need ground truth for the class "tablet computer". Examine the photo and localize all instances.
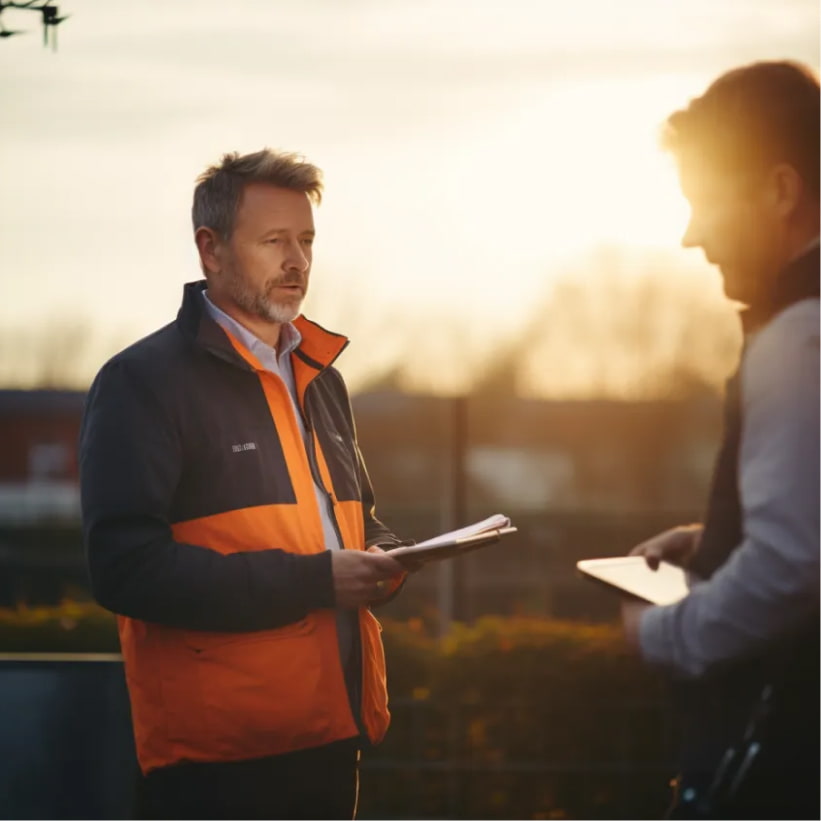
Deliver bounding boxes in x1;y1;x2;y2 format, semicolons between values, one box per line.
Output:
576;556;691;606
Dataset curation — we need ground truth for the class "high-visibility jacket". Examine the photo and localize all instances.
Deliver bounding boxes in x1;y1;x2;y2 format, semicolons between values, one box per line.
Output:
80;280;401;774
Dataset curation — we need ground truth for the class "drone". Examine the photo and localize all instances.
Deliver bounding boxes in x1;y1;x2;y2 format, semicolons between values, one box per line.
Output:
0;1;69;50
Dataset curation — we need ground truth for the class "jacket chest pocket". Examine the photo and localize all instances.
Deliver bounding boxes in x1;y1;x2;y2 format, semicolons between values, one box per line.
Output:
171;426;297;521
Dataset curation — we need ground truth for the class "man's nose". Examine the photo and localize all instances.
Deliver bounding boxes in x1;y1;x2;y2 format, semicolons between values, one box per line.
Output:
284;241;310;273
681;215;701;249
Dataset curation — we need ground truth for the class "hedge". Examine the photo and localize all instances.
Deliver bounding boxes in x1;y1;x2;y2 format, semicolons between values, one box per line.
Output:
370;616;677;819
0;602;678;818
0;599;120;652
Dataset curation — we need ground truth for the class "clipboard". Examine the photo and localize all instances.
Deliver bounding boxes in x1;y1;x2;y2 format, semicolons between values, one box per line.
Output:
576;556;691;606
388;526;518;568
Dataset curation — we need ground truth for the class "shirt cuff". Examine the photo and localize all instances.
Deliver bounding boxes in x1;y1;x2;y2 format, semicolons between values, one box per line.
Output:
638;603;675;668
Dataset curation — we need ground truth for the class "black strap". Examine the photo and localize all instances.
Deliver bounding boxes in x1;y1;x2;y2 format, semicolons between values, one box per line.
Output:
689;245;819;579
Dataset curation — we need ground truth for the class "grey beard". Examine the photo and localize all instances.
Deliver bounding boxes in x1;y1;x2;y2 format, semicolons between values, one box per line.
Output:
252;294;302;324
229;277;304;324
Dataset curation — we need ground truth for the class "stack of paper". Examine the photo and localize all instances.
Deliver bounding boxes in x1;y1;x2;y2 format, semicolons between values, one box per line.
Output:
388;514;516;567
414;513;512;548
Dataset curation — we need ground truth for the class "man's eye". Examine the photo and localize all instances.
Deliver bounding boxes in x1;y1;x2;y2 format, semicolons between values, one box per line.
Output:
301;238;314;246
266;238;279;244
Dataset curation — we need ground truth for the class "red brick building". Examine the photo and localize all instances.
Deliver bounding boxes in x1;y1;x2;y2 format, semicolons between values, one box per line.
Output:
0;390;85;524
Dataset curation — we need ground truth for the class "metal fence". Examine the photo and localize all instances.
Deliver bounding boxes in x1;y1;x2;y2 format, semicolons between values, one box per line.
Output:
0;656;678;819
358;695;679;819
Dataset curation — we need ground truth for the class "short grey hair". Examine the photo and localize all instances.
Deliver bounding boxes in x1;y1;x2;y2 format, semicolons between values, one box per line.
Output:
192;148;323;239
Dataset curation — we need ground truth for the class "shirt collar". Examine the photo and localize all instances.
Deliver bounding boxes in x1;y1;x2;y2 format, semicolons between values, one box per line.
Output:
201;290;302;359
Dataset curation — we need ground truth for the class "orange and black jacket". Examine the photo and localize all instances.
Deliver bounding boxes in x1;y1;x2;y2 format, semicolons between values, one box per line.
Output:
79;280;401;774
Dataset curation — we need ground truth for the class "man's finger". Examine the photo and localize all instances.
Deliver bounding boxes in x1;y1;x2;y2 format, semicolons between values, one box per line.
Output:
363;551;405;577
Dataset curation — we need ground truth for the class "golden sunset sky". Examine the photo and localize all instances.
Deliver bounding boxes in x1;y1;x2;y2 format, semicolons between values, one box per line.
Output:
1;0;818;395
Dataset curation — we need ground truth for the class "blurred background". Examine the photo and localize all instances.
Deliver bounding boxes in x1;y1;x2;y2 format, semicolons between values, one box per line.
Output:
0;1;818;818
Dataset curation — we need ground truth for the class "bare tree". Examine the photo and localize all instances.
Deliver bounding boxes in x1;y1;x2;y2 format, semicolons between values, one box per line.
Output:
0;318;128;389
515;247;741;400
0;247;740;399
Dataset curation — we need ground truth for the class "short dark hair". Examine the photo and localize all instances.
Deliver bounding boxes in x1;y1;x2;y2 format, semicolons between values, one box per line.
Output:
662;61;820;197
192;149;323;239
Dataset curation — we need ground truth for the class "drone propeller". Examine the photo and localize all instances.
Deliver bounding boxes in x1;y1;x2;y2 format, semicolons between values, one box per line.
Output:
41;3;68;49
0;0;69;49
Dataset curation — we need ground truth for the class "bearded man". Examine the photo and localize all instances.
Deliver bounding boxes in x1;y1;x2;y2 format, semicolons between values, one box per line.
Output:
80;149;408;820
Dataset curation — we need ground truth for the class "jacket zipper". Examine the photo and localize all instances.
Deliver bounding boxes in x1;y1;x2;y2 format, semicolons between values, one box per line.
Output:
301;377;367;740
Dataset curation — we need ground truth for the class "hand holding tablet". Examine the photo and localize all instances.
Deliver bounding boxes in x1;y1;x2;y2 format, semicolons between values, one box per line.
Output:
576;556;691;606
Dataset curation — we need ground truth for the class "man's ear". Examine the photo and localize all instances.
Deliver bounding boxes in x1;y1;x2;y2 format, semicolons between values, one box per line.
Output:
194;227;223;276
768;163;804;219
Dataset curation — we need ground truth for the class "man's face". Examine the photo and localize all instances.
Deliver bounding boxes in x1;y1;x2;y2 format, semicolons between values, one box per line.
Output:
678;158;782;305
211;183;314;325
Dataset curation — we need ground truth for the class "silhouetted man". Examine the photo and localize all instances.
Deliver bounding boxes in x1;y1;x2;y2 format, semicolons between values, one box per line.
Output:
621;62;819;819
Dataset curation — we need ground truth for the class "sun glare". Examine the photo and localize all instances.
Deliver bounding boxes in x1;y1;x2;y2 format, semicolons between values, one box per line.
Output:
498;75;697;257
315;73;702;339
312;72;726;397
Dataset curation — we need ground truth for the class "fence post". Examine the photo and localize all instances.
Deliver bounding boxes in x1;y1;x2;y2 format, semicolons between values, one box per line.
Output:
438;395;468;637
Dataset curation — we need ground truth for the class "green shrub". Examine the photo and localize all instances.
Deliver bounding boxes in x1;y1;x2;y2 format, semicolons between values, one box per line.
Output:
0;604;676;818
0;600;119;653
369;616;677;819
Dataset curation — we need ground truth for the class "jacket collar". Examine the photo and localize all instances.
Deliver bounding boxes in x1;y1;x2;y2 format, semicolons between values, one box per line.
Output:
176;280;349;372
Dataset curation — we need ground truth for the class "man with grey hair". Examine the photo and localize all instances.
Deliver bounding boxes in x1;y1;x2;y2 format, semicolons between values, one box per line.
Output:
80;148;409;819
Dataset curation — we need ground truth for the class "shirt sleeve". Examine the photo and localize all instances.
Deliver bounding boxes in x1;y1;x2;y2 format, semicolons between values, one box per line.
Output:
638;303;820;678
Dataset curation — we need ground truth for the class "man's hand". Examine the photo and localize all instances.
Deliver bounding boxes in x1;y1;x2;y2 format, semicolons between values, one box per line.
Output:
620;597;650;653
369;542;425;574
629;523;703;570
331;549;405;609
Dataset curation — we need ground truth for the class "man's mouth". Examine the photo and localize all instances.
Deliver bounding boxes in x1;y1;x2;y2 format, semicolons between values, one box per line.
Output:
271;281;304;294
